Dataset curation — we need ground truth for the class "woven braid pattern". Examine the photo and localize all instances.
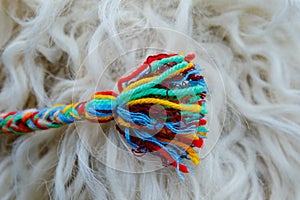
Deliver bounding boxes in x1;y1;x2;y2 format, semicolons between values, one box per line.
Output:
0;91;117;134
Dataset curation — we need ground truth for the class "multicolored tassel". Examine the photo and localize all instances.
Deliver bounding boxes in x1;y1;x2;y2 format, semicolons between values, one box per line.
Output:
0;53;208;178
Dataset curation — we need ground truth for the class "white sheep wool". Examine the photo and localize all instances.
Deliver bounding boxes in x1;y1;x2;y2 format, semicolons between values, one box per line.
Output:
0;0;299;199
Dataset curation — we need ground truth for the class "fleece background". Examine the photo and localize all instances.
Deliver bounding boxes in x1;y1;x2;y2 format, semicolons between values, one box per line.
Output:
0;0;299;199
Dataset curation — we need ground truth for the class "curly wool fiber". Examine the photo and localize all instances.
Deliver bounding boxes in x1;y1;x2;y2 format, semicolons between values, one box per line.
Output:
0;0;299;199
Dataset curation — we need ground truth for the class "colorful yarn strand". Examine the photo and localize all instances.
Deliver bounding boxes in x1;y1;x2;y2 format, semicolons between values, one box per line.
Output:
0;53;208;179
0;91;118;134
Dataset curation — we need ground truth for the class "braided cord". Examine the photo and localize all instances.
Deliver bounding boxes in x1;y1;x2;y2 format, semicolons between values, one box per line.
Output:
0;91;117;134
0;53;209;179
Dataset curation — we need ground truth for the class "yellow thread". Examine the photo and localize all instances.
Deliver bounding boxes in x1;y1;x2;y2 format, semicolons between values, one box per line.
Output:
73;102;80;107
123;63;193;92
116;117;150;131
158;137;189;150
172;140;190;152
69;113;79;119
116;116;141;129
85;113;113;121
84;112;94;120
98;116;114;121
53;104;64;107
194;134;199;140
69;112;82;120
170;62;194;78
198;132;207;136
127;98;201;113
92;94;116;100
116;116;131;127
175;133;198;141
67;103;82;119
186;147;200;165
158;137;200;165
62;104;73;114
123;76;157;92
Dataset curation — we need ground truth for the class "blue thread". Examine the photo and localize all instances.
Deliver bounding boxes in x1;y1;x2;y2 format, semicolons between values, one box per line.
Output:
124;128;138;149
